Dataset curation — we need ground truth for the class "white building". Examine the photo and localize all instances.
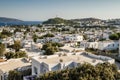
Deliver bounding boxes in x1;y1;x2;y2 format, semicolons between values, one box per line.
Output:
60;46;85;52
98;40;119;50
64;41;77;47
80;40;119;50
0;58;31;80
86;42;98;49
65;34;83;42
31;52;114;77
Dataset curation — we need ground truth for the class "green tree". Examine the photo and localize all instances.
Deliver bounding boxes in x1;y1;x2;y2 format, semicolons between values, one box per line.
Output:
42;42;60;55
0;43;5;57
83;34;87;40
51;42;64;47
36;62;120;80
39;33;54;39
0;29;12;39
5;52;15;59
0;33;7;38
26;28;30;32
13;40;21;52
117;33;120;38
36;29;39;32
8;70;21;80
44;47;55;55
15;51;26;58
5;51;26;59
32;34;38;42
109;33;120;40
14;28;21;33
8;68;31;80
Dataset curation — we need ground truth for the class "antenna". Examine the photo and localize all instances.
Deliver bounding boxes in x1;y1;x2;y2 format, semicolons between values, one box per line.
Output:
56;15;58;18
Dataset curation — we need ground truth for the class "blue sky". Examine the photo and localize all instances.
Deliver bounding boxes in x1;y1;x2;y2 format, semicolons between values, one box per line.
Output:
0;0;120;21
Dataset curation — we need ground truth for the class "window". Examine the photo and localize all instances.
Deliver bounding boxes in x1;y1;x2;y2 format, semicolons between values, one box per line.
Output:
43;69;47;73
113;44;114;47
34;67;38;74
108;45;110;47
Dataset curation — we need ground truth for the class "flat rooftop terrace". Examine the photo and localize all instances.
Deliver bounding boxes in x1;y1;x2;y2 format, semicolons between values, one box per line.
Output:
0;58;31;72
32;53;111;65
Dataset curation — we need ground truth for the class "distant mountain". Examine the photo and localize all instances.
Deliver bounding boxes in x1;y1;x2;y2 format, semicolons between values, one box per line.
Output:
0;17;23;23
0;21;42;26
0;17;42;26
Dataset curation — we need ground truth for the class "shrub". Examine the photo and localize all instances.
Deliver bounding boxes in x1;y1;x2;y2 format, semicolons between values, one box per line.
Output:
5;51;26;59
36;63;120;80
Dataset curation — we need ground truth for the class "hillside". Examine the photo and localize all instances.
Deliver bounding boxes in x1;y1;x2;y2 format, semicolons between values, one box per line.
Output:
43;17;78;25
0;17;23;23
71;17;103;22
0;17;42;26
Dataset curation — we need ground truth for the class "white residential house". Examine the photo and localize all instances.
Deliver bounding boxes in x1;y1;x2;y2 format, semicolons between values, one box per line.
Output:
80;41;98;49
0;58;31;80
102;33;110;40
80;40;119;50
31;52;114;77
60;46;85;52
36;39;45;43
50;37;61;43
98;40;119;50
65;34;83;42
86;42;98;49
2;37;14;48
64;42;77;47
22;39;34;50
11;32;24;41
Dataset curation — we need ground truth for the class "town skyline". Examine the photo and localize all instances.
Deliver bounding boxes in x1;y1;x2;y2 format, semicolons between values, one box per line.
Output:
0;0;120;21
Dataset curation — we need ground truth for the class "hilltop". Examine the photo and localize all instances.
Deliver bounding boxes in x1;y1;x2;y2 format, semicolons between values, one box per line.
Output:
43;17;78;25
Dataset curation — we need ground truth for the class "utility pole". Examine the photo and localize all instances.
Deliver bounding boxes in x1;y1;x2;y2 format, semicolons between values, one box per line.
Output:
118;39;120;57
56;15;58;18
